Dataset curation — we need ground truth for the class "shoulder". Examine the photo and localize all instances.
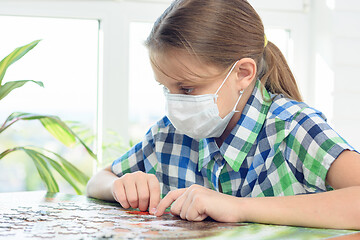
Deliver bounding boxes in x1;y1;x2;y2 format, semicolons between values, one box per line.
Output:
265;94;353;151
262;93;333;146
146;116;181;140
267;93;326;123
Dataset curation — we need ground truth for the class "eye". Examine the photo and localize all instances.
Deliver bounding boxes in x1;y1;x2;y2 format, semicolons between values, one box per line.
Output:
181;87;194;94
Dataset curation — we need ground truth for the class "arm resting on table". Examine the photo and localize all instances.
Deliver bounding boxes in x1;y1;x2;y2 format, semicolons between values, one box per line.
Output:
240;186;360;230
242;150;360;230
86;165;118;202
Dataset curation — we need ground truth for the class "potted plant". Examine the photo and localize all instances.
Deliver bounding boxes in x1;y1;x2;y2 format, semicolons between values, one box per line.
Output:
0;40;97;194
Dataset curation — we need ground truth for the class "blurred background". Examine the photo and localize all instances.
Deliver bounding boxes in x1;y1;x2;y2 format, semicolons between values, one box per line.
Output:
0;0;359;193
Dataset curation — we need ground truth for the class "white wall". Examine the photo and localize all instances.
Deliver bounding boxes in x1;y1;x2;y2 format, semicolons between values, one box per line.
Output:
332;0;360;150
307;0;360;150
330;0;360;150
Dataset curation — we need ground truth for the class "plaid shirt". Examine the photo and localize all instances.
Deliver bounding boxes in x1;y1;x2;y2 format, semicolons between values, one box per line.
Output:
112;80;354;198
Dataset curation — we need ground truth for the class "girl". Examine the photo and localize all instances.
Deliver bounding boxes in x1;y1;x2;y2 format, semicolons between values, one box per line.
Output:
87;0;360;229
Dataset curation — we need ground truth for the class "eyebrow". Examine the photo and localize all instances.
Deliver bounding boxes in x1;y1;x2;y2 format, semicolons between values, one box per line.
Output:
155;70;199;85
150;56;221;86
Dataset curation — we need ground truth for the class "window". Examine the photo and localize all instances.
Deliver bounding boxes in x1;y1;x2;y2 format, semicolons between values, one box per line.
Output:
128;22;164;141
0;0;311;181
0;16;99;192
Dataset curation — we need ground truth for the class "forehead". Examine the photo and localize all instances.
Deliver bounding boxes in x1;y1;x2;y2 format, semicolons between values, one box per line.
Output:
150;50;224;85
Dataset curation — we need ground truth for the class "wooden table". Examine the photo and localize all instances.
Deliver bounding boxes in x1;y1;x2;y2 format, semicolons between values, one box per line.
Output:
0;191;358;239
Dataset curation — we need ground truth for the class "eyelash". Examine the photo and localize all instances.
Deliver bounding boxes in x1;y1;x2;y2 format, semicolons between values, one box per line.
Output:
181;87;194;94
158;82;194;94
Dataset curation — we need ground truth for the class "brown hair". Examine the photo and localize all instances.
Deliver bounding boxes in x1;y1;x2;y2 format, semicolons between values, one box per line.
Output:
145;0;302;102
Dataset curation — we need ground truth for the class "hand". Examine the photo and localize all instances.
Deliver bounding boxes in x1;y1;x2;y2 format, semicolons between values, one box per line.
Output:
154;184;244;222
111;171;161;213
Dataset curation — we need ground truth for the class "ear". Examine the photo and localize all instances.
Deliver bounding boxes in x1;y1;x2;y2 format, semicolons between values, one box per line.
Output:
234;58;257;91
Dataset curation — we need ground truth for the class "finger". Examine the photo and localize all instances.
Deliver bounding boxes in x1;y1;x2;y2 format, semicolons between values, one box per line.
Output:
114;180;130;209
123;178;138;209
155;189;186;217
148;174;161;214
179;191;192;219
170;190;188;216
136;176;150;212
111;180;120;202
186;198;207;221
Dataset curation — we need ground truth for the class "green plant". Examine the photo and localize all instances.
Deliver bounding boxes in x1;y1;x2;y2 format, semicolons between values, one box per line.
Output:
0;40;97;194
67;120;134;168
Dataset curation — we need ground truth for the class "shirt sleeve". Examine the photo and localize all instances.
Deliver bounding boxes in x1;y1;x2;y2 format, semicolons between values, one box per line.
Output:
111;125;158;177
286;107;355;192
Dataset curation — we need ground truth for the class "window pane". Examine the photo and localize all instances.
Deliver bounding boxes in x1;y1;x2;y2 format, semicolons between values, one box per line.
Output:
0;16;98;193
129;22;164;141
265;28;292;62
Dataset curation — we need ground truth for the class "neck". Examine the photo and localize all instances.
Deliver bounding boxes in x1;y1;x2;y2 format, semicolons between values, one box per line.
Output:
215;80;256;147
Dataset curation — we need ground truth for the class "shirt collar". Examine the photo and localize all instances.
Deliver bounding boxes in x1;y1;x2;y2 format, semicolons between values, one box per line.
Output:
198;80;272;172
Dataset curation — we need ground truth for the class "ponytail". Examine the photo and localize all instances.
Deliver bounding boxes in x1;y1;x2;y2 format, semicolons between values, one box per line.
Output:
259;41;303;102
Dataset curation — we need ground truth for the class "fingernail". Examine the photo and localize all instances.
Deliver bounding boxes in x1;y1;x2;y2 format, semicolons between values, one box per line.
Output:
150;208;157;214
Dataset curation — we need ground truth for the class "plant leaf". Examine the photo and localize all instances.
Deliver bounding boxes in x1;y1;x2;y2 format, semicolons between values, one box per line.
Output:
0;40;41;85
30;146;90;187
39;117;77;147
40;116;97;159
23;148;59;193
1;112;76;147
0;146;88;194
40;153;83;194
44;149;90;186
76;135;97;160
0;148;13;159
0;80;44;101
2;112;33;122
0;112;97;161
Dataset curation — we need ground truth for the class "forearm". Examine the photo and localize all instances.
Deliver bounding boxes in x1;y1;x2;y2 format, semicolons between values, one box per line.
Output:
239;186;360;230
86;167;119;202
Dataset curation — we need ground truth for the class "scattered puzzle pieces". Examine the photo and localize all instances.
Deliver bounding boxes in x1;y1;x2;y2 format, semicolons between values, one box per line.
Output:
0;192;242;239
0;191;357;240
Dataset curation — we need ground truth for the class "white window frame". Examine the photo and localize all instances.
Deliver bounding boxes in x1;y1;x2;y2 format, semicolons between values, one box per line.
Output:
0;0;311;167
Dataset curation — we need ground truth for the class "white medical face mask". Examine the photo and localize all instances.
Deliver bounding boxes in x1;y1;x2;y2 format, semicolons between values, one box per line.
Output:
164;61;243;140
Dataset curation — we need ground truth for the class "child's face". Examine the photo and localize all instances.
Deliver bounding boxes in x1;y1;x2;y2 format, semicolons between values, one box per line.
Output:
151;50;243;119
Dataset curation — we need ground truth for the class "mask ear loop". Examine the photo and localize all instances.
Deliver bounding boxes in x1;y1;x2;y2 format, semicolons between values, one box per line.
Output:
214;60;240;103
233;90;244;113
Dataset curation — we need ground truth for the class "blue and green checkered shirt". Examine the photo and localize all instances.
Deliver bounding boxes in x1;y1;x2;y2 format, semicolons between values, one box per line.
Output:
112;80;354;198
